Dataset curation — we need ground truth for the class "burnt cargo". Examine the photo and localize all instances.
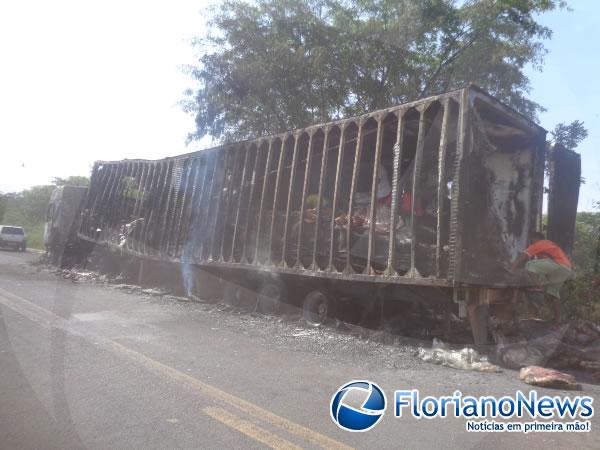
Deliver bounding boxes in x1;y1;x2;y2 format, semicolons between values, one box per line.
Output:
79;85;546;288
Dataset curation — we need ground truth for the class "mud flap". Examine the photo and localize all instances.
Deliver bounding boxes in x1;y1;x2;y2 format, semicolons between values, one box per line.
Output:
467;302;489;346
547;144;581;255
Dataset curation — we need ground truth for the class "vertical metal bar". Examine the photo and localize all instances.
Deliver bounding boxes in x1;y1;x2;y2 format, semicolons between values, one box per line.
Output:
101;164;119;239
176;158;199;258
208;150;229;260
435;100;450;277
117;162;133;226
328;124;346;271
99;164;116;240
140;162;159;255
365;117;384;275
267;138;286;264
242;146;262;262
123;162;140;251
281;135;301;267
197;153;219;260
166;160;185;256
158;161;176;255
409;106;428;276
295;131;315;268
81;162;99;236
130;162;149;252
344;121;365;273
87;162;108;238
172;158;193;256
185;156;208;262
131;163;146;220
220;147;243;261
104;163;124;241
448;89;469;281
386;111;404;275
150;161;170;254
311;127;329;270
254;139;275;264
230;146;251;261
115;162;133;227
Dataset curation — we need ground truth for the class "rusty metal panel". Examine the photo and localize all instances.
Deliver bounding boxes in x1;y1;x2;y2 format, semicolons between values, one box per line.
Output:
457;88;546;285
78;86;550;288
547;144;581;255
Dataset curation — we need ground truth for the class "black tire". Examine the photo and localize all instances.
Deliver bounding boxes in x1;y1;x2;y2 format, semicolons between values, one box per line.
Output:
223;282;257;310
21;244;27;252
303;290;330;327
257;280;286;315
223;282;240;307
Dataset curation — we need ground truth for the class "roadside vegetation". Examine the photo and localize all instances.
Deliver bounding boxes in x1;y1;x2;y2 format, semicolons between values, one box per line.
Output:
0;176;89;249
564;213;600;322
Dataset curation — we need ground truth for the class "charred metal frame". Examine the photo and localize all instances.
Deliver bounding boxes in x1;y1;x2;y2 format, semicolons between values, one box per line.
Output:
79;86;546;288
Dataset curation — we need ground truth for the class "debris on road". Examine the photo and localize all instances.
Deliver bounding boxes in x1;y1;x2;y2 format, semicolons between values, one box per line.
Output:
417;339;501;373
519;366;581;390
142;288;169;297
493;319;600;377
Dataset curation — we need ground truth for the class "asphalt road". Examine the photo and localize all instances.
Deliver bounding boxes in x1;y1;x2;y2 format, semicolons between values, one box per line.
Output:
0;250;598;449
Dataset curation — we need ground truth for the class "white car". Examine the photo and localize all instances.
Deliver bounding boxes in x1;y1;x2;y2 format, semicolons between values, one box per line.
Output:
0;225;27;252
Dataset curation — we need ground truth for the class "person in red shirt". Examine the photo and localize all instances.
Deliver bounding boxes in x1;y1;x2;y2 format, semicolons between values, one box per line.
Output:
511;231;573;322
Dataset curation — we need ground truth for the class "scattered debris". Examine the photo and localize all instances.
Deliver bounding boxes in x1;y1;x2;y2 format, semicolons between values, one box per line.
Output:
112;284;141;293
163;295;192;303
35;258;600;382
142;288;168;297
493;319;600;377
519;366;581;390
417;339;501;373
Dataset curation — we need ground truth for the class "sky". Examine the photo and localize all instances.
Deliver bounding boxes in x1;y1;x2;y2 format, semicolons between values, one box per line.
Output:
0;0;598;210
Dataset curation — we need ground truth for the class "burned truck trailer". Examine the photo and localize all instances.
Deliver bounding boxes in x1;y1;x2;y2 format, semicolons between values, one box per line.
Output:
78;86;547;343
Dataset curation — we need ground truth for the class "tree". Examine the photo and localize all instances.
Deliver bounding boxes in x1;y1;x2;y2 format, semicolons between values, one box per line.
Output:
0;194;6;223
550;120;588;151
52;176;90;187
185;0;567;142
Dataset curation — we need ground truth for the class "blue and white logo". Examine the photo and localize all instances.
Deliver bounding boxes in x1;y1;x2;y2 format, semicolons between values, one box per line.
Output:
330;380;387;432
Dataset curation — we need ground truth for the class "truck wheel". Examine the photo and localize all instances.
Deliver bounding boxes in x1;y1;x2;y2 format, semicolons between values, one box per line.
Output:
257;280;285;315
303;290;330;327
223;282;257;311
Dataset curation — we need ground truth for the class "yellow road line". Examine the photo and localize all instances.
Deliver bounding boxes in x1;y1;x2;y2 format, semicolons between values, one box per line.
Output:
0;287;353;450
203;406;303;450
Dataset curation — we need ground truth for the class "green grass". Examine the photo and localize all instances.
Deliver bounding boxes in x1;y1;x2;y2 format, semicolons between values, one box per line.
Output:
2;204;45;250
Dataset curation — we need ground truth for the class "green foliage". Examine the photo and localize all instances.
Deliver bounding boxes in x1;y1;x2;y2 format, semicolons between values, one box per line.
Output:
563;273;600;323
0;176;89;250
52;176;90;187
0;195;6;223
550;120;588;151
562;212;600;322
185;0;567;141
571;212;600;273
2;188;53;249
